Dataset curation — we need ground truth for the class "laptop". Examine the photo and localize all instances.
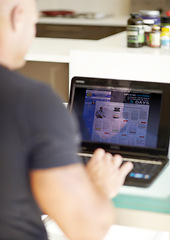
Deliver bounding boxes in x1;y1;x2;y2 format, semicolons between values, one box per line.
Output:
68;76;170;187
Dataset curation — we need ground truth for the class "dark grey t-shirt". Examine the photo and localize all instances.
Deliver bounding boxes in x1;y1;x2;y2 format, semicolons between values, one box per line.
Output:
0;66;82;240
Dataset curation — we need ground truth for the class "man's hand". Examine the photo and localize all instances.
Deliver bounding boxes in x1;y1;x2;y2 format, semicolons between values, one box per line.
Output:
86;148;133;199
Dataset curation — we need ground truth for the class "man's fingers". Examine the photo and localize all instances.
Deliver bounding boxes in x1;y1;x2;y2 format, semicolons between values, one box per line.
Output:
103;152;113;165
112;154;123;169
92;148;105;161
88;149;133;182
119;161;133;179
87;148;105;170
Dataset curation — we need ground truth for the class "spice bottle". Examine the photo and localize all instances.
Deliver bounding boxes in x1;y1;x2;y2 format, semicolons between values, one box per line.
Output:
161;27;170;49
149;25;161;48
127;13;145;48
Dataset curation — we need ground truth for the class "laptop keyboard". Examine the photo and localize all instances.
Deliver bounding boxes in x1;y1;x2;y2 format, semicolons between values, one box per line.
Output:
81;155;161;180
126;161;161;180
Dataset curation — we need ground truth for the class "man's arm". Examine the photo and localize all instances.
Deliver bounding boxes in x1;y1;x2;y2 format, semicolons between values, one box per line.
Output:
30;150;132;240
30;163;114;240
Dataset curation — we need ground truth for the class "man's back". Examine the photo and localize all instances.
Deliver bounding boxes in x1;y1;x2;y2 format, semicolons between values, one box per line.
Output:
0;66;81;239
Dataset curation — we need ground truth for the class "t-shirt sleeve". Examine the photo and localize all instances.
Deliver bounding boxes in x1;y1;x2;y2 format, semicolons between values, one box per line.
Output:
21;83;82;169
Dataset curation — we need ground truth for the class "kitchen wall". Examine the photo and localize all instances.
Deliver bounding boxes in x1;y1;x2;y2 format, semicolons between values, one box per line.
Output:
36;0;170;16
131;0;170;14
36;0;131;16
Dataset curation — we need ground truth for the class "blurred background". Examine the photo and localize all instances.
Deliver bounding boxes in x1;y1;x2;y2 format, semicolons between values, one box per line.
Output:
36;0;170;16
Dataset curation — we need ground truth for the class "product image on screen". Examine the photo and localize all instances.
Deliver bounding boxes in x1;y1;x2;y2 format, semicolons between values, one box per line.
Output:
74;87;162;149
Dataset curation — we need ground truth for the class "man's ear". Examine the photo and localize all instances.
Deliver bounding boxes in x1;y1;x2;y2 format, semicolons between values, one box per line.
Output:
10;5;24;31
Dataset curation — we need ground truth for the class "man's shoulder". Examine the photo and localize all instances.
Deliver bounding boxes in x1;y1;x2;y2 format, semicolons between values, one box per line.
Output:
0;65;52;96
0;65;64;112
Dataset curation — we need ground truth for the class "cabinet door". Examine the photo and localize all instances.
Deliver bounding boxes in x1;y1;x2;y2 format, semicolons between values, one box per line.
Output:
36;23;126;40
17;61;69;102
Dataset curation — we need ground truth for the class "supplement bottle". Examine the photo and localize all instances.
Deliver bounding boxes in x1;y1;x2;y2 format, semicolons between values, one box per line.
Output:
161;16;170;32
149;25;161;48
139;10;160;26
139;10;160;45
127;13;144;48
161;27;170;49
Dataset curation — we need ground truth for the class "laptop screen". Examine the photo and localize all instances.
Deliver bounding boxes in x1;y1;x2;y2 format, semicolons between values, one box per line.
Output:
69;77;170;156
80;87;161;148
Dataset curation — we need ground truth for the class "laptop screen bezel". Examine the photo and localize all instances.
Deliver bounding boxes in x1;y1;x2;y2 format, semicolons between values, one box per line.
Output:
68;76;170;158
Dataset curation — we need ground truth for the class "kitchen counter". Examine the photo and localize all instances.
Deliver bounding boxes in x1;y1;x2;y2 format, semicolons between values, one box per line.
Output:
26;37;95;63
69;32;170;84
42;217;169;240
26;31;170;62
26;31;170;85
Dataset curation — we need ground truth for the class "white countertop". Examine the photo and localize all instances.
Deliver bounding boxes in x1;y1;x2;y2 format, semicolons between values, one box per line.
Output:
43;216;169;240
38;15;128;26
26;37;96;63
26;31;170;67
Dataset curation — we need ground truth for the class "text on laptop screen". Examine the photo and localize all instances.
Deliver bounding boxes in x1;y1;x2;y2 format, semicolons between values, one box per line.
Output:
73;86;162;149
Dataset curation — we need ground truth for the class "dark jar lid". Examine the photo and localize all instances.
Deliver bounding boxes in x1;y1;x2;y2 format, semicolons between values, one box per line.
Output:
130;12;142;18
161;16;170;24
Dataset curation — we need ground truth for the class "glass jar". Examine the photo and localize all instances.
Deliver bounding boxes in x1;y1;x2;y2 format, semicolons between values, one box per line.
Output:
149;25;161;48
127;13;144;48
